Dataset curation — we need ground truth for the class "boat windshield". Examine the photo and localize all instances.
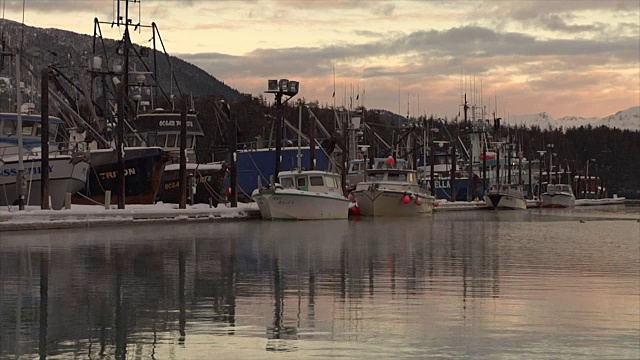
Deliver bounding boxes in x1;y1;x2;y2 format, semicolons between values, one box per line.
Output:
325;176;339;189
280;177;295;188
310;176;324;186
369;172;386;181
387;173;408;181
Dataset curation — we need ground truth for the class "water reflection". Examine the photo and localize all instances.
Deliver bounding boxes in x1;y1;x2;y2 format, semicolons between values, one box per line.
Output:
1;207;638;359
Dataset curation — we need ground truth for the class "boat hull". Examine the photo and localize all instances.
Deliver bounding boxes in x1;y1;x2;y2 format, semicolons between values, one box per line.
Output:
541;193;575;208
158;162;228;205
1;155;89;209
484;193;526;210
73;147;168;205
252;189;349;220
432;177;487;201
353;189;434;216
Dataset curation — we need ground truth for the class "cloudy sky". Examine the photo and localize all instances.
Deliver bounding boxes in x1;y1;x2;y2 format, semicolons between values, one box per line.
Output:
4;0;639;118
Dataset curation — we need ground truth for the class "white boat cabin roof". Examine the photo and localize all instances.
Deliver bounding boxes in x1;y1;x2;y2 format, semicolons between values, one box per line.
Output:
547;184;572;192
365;169;418;184
348;158;409;173
491;183;522;192
277;170;343;192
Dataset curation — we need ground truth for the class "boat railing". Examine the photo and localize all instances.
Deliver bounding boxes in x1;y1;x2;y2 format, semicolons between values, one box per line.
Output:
1;140;88;159
238;137;331;151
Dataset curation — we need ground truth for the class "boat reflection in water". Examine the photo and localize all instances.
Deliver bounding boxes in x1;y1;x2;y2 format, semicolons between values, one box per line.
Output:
0;210;638;358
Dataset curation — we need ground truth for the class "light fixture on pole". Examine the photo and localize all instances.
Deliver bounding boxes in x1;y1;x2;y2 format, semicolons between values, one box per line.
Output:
265;79;299;178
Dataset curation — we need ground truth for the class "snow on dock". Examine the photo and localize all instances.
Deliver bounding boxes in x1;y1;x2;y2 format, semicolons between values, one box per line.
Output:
0;197;629;231
0;202;261;231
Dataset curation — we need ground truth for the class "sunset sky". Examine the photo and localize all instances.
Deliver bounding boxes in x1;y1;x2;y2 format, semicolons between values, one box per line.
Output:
3;0;639;119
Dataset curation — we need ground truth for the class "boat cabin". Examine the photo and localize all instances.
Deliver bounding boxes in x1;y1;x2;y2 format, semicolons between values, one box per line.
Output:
131;111;204;161
348;157;409;174
366;169;418;184
547;184;572;193
278;170;343;193
0;113;64;155
489;183;523;195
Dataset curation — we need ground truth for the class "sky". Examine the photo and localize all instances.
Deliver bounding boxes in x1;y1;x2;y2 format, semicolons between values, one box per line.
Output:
3;0;639;119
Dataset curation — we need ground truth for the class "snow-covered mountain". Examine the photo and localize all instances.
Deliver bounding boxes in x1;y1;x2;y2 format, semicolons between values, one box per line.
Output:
502;106;639;131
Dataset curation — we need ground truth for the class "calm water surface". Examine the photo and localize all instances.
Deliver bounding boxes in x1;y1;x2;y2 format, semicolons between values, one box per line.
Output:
1;205;639;359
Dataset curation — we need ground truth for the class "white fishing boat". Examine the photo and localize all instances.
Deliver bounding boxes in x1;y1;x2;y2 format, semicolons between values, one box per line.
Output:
251;104;349;220
1;112;89;209
251;170;350;220
483;183;526;210
352;168;435;216
1;151;89;209
541;183;576;208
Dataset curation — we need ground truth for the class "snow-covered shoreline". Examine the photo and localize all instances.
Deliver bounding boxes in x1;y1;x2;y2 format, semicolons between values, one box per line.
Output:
0;197;628;231
0;202;262;231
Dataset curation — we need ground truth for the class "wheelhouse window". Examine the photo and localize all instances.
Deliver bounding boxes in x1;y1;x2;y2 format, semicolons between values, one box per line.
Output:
166;134;177;147
155;134;167;147
21;122;34;136
127;136;143;147
1;120;16;135
310;176;324;186
49;124;58;140
280;177;294;188
325;176;338;188
388;173;407;181
297;176;307;187
36;123;61;141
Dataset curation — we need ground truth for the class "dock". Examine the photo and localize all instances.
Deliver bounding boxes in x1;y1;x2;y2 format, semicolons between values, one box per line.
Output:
0;203;261;231
0;197;629;231
434;196;627;211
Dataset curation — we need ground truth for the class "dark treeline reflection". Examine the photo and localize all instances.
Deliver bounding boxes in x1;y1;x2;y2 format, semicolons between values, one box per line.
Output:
0;216;506;358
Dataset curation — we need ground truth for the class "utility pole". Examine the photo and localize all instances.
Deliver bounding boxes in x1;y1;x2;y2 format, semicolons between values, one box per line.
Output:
16;50;25;210
265;79;299;182
274;91;283;177
116;1;132;209
429;119;435;197
40;68;50;209
179;97;187;209
482;146;487;196
450;139;456;202
224;101;238;207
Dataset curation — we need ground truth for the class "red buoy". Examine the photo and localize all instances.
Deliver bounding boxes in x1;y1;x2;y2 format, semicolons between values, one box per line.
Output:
386;156;395;166
415;197;423;205
402;195;411;204
351;205;361;215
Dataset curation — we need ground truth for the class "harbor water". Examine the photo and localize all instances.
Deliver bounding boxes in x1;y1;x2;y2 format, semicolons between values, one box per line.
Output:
1;205;639;359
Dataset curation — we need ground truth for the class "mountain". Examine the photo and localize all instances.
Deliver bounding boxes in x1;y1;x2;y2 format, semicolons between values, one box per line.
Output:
502;106;639;132
0;19;242;105
592;107;640;130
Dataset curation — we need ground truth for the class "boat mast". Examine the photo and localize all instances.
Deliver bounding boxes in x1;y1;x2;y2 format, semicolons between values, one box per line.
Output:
113;0;133;209
297;104;302;173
